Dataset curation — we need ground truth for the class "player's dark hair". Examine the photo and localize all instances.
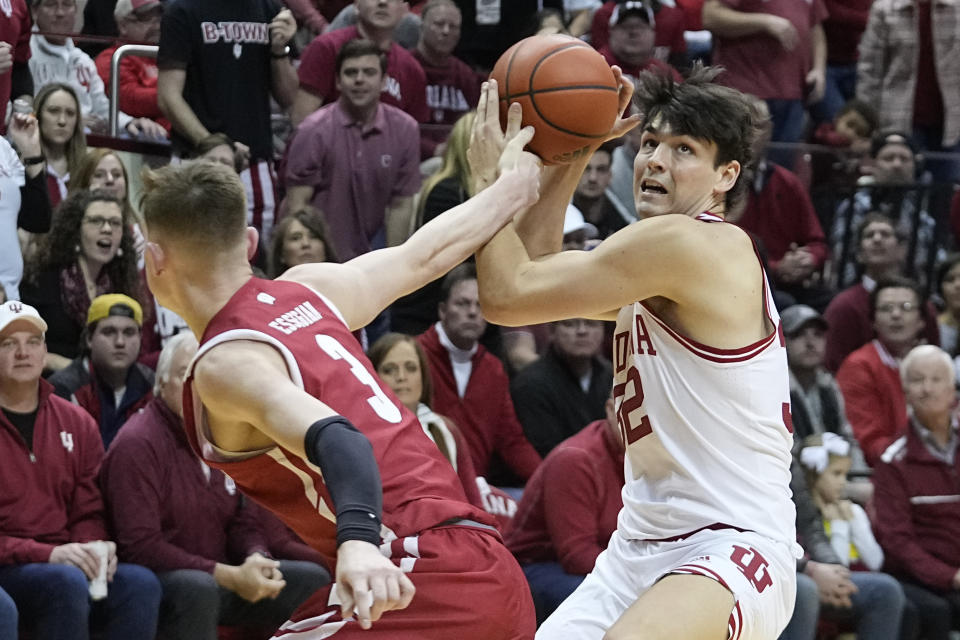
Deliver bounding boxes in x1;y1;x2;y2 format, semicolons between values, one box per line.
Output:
869;275;924;320
631;63;765;213
140;161;247;249
336;39;387;75
439;262;477;303
367;332;434;406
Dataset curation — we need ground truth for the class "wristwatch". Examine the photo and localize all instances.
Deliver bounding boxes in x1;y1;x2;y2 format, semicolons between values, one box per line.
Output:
271;45;291;59
21;155;45;166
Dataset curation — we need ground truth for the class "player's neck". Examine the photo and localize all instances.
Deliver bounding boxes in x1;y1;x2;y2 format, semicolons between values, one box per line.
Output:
173;266;254;339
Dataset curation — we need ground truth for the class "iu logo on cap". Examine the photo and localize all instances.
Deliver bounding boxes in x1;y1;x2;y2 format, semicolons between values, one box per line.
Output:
9;302;22;313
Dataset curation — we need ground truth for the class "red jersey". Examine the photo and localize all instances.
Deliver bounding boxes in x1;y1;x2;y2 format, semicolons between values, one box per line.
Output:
182;277;492;568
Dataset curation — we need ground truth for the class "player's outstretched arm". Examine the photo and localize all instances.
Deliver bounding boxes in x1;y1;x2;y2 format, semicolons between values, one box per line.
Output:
477;214;714;326
192;342;415;628
469;74;639;262
280;131;541;331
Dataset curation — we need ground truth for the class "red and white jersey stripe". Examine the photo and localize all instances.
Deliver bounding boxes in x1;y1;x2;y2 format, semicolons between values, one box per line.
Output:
611;214;797;548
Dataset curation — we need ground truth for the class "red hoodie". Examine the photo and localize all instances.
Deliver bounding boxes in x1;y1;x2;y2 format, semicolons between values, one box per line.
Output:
0;380;108;564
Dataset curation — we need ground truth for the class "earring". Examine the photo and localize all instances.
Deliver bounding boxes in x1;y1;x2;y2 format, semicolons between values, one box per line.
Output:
115;247;123;257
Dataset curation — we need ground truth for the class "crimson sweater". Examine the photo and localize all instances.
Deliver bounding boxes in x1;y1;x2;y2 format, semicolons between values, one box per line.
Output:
824;282;940;373
504;421;623;575
873;421;960;591
94;44;170;129
836;340;907;466
100;398;326;573
822;0;872;65
735;163;828;277
0;380;108;564
418;325;541;481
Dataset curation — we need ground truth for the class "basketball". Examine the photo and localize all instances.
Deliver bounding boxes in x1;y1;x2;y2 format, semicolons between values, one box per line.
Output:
490;34;620;165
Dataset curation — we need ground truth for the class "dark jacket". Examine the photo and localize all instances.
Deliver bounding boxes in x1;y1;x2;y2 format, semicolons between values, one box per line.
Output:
49;357;154;447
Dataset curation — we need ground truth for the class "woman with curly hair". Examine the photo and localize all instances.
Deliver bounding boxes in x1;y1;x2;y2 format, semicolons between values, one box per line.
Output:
20;189;141;372
267;207;338;278
34;83;87;209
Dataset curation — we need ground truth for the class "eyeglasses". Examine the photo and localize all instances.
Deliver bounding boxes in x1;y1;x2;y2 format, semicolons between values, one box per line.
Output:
876;301;918;314
83;215;124;230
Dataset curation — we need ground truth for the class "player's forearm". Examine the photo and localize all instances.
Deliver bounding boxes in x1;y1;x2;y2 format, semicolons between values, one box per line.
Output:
475;222;535;326
406;170;535;280
701;0;774;37
514;156;591;259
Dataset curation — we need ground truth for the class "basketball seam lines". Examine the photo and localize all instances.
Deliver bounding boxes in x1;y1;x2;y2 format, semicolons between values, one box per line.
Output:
501;40;614;144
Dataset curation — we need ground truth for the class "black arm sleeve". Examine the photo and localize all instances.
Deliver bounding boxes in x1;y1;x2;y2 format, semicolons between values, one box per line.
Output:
17;170;52;233
9;61;33;100
304;416;383;547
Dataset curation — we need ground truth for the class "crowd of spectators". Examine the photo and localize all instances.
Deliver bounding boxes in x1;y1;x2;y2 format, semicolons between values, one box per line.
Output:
2;0;960;637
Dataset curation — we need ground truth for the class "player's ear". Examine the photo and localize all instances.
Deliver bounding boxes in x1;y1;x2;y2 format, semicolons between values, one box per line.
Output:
144;241;165;276
245;227;260;262
715;160;740;196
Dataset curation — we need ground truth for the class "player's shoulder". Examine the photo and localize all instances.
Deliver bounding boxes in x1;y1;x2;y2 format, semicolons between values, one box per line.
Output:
192;339;284;392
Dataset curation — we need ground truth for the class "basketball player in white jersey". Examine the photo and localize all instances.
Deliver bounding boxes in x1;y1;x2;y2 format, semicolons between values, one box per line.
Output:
472;67;799;639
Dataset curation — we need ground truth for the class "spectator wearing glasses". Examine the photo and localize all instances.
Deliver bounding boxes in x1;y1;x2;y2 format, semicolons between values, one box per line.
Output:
836;276;926;465
20;190;141;373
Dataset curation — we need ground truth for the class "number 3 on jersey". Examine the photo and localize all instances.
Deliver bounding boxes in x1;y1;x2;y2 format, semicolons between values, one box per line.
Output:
315;335;402;424
614;366;653;445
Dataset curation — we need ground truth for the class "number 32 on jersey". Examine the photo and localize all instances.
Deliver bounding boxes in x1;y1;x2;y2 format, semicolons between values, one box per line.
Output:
613;319;657;446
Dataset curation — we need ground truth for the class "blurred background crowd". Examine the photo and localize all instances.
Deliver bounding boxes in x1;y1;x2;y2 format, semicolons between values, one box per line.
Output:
2;0;960;638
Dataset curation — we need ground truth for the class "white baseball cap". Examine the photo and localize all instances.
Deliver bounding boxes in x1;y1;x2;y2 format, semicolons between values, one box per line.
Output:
0;301;48;336
563;203;599;238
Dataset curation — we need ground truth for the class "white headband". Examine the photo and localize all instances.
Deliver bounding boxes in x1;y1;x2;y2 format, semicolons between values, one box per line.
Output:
799;432;851;474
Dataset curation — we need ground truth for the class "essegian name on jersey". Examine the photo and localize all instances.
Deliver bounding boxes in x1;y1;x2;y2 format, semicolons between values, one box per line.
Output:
268;301;323;335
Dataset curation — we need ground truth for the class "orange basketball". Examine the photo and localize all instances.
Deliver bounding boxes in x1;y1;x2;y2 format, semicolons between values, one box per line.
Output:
490;34;620;165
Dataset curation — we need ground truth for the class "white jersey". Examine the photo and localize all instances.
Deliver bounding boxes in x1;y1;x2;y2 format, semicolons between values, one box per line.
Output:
612;215;796;548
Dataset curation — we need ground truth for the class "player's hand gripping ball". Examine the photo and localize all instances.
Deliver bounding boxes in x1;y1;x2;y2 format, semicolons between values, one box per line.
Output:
490;34;621;165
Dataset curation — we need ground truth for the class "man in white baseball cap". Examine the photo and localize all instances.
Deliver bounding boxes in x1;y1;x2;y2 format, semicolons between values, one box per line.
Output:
0;299;163;639
562;203;599;251
0;300;48;337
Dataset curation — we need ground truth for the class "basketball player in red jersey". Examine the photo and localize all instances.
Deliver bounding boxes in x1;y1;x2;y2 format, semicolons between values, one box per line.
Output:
473;68;799;639
138;129;540;639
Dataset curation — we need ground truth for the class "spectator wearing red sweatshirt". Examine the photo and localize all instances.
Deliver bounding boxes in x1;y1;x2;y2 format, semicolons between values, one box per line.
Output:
0;300;161;640
94;0;170;130
418;263;542;484
101;333;329;640
836;277;925;465
504;397;623;623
